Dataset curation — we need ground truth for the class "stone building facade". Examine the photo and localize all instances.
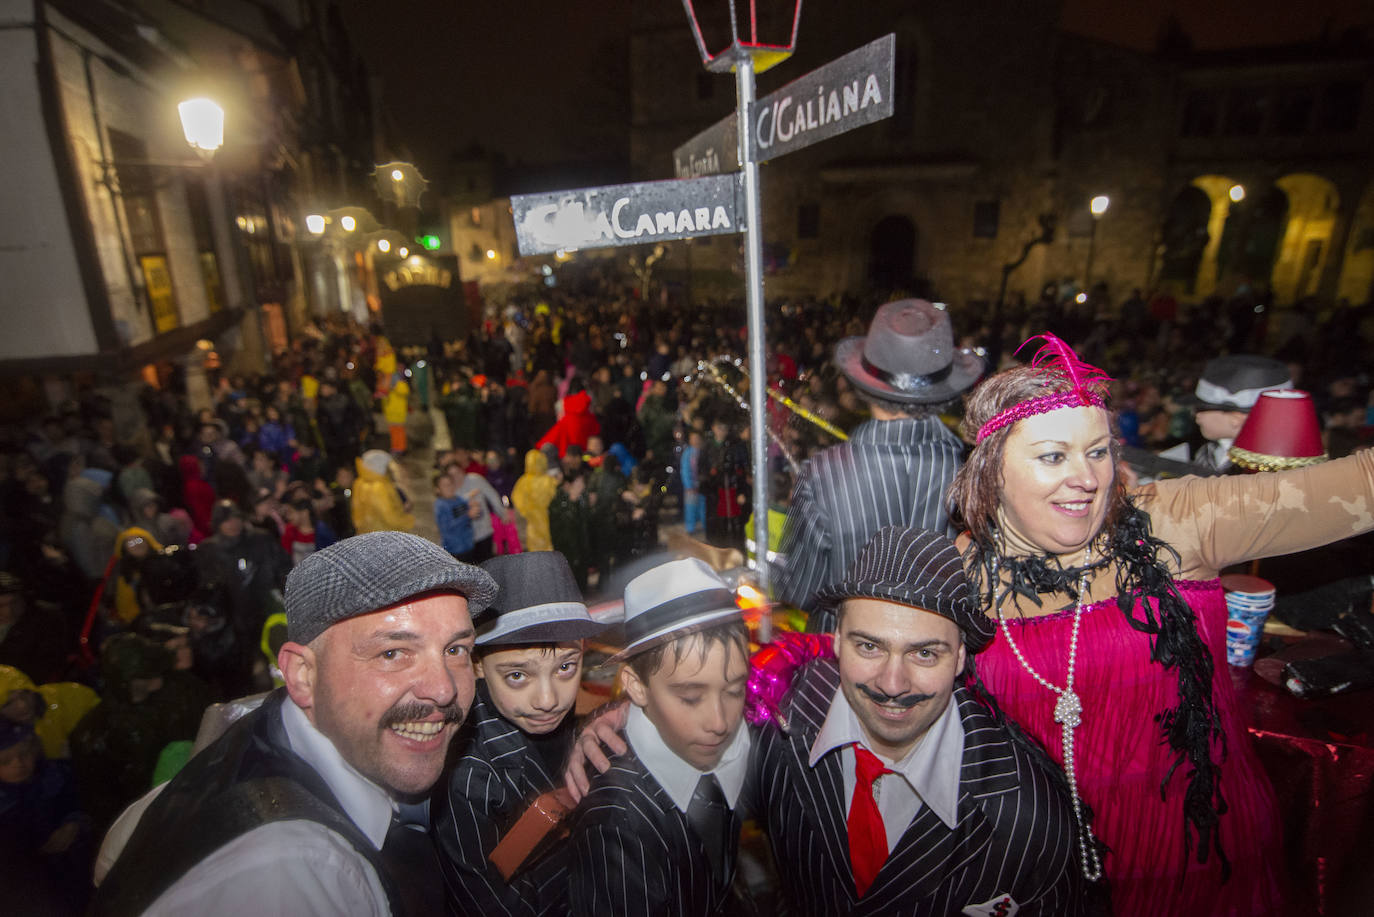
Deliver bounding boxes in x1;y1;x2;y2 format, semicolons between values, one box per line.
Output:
625;1;1374;315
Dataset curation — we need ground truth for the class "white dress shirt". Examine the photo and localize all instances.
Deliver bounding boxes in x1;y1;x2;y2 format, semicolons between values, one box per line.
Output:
808;688;964;852
625;704;752;812
124;698;396;916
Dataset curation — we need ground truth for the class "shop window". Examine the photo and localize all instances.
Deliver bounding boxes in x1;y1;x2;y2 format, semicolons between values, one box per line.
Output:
110;129;179;333
797;202;820;239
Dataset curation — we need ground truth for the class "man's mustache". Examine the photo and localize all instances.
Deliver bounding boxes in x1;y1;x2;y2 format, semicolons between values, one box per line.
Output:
380;700;465;729
856;683;935;709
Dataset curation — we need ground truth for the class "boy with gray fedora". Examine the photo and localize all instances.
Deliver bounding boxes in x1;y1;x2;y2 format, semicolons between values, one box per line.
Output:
433;551;603;917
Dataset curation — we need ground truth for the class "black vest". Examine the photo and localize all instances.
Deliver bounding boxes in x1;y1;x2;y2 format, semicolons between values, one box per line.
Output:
93;689;437;916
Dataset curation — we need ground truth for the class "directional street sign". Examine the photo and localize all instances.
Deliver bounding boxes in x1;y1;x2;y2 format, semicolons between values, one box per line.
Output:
511;173;743;256
673;33;895;178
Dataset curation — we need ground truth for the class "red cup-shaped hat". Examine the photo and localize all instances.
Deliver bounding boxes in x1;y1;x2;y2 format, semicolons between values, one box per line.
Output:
1229;389;1328;471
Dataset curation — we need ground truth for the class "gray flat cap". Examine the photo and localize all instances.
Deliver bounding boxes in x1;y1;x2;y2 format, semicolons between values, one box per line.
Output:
286;531;498;645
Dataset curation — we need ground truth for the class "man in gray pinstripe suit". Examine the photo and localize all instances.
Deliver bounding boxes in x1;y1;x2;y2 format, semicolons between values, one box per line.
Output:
776;299;986;633
756;527;1088;916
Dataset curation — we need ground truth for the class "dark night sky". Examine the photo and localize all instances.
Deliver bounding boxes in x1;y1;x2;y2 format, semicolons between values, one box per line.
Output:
338;0;1372;180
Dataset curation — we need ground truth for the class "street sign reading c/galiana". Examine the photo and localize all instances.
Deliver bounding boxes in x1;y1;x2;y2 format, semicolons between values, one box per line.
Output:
512;173;743;256
673;33;896;178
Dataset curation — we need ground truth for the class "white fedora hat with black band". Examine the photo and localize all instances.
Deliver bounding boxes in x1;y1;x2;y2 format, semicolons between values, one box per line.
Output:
476;552;602;645
834;299;985;405
605;558;742;665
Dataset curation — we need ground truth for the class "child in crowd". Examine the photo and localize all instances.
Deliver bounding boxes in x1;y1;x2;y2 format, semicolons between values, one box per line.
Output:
278;499;317;566
433;552;603;917
434;471;476;562
569;558;752;916
681;429;705;537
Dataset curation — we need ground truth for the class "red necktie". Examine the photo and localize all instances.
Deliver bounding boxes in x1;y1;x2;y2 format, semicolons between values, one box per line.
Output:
847;744;892;897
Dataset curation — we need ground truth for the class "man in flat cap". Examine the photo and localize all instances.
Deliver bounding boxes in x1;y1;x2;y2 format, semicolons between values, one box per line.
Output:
755;526;1086;915
776;299;985;632
93;531;497;917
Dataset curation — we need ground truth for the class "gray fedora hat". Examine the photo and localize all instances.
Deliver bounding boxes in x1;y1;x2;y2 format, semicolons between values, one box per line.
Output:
476;552;602;645
1184;354;1293;413
285;531;497;645
835;299;985;405
604;558;742;665
816;525;994;653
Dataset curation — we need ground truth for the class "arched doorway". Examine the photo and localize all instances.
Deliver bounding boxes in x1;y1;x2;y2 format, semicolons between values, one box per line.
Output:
1158;186;1213;292
1217;185;1288;291
868;215;918;294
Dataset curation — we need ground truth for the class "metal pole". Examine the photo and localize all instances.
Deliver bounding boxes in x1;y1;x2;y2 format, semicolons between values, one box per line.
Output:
735;54;772;642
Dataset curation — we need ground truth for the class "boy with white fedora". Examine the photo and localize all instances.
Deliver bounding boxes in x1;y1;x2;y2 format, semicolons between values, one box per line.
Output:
433;551;603;917
567;557;752;916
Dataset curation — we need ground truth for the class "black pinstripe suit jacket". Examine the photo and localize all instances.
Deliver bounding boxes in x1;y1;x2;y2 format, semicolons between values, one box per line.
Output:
568;744;744;916
432;686;571;917
775;416;965;628
754;659;1086;916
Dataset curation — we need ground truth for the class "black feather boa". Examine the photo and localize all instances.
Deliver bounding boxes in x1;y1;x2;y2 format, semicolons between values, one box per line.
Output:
968;498;1231;879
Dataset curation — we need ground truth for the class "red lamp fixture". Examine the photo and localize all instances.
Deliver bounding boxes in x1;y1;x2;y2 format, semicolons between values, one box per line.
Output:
1229;389;1328;472
681;0;803;73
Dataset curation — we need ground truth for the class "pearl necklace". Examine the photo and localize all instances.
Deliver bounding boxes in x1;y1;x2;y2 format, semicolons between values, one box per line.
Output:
991;543;1104;882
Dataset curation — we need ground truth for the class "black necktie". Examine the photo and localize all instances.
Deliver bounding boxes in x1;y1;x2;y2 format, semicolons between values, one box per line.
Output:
381;799;443;916
685;773;731;883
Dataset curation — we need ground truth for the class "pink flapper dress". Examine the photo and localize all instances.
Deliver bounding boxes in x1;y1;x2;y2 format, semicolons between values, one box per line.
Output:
974;448;1374;917
978;581;1283;915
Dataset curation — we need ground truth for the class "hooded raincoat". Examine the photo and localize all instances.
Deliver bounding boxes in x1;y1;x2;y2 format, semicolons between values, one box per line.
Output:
511;449;557;551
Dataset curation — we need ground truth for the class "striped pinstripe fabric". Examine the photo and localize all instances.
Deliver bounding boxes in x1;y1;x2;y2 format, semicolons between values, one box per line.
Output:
754;659;1087;916
775;417;966;630
568;747;743;916
432;687;570;917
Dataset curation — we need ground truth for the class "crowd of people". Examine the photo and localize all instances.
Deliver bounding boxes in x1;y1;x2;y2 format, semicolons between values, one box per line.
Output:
1;258;1372;913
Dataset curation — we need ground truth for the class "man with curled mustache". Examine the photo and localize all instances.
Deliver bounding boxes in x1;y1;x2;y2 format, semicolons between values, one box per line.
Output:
93;531;497;917
753;526;1091;916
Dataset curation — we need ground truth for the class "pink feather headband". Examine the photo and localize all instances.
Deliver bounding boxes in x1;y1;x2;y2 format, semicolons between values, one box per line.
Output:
975;334;1112;443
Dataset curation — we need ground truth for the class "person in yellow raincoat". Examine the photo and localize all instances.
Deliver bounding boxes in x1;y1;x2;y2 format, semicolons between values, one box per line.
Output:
351;449;415;533
111;527;163;624
0;665;100;760
511;449;558;552
383;373;411;455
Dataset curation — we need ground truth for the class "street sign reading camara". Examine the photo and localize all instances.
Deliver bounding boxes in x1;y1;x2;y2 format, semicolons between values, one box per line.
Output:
512;173;743;256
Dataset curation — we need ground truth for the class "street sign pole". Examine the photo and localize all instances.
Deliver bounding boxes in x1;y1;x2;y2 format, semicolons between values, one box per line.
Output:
733;54;773;641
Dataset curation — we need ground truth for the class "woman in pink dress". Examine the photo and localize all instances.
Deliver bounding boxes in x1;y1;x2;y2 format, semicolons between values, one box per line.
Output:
947;336;1374;915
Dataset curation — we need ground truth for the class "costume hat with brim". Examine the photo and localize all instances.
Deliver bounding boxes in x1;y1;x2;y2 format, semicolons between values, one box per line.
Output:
816;525;994;653
605;557;742;665
285;531;497;645
834;299;985;405
476;552;602;645
1184;354;1292;412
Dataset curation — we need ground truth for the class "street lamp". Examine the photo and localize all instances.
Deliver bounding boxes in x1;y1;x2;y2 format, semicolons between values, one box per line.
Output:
177;98;224;159
374;161;428;209
1084;194;1109;292
681;1;803;619
1229;184;1246;203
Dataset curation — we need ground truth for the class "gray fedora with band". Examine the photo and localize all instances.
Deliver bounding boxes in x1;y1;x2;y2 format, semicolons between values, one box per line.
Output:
605;558;742;665
476;552;602;645
835;299;985;405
